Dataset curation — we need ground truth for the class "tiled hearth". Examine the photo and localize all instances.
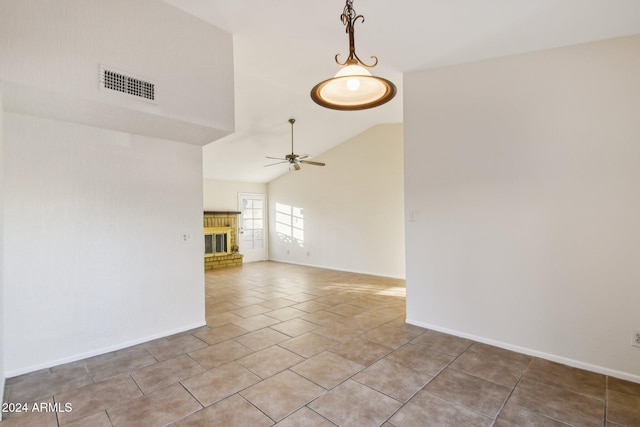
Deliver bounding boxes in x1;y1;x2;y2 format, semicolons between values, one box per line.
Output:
3;262;640;426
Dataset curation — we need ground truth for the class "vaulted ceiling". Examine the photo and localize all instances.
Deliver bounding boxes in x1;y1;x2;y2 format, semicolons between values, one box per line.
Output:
170;1;640;182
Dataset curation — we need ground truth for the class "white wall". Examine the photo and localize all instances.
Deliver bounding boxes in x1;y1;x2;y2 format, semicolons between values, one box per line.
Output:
3;113;205;376
268;124;405;278
0;91;5;416
203;179;267;211
404;35;640;381
0;0;234;145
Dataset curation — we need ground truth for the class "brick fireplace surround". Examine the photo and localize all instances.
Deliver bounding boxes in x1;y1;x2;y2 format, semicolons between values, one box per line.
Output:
203;211;243;270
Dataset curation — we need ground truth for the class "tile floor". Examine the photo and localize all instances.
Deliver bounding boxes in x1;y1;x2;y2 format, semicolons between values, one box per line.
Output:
2;261;640;426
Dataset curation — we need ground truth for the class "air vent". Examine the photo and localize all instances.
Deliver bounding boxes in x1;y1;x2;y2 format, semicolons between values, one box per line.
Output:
100;66;155;101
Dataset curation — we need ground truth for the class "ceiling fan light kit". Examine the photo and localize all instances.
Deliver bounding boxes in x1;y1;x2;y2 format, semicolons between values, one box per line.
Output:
311;0;397;111
264;119;326;171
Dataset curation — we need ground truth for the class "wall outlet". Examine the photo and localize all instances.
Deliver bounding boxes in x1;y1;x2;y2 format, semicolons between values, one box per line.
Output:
633;330;640;348
182;233;192;243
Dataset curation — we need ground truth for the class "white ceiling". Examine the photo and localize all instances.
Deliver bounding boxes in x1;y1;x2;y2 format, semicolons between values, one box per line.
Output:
163;0;640;183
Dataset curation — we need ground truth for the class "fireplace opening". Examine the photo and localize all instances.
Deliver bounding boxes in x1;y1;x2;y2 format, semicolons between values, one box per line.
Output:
204;227;232;256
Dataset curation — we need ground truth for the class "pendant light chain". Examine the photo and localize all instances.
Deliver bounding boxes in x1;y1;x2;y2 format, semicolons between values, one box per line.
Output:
336;0;378;68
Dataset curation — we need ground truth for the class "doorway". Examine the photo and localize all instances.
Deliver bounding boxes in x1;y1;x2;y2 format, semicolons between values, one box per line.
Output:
238;193;268;263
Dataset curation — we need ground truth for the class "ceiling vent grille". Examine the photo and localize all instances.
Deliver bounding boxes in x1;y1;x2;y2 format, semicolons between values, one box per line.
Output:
100;66;155;101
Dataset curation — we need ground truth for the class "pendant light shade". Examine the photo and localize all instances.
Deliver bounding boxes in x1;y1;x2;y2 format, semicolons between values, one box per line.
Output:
311;64;396;110
311;0;396;111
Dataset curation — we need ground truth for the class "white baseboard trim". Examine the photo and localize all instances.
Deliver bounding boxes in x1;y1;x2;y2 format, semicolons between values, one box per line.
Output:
406;318;640;385
268;258;406;280
5;320;207;378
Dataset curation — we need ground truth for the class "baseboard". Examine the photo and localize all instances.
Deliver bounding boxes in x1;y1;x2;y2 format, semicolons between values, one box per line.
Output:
268;258;406;280
5;321;207;378
406;318;640;384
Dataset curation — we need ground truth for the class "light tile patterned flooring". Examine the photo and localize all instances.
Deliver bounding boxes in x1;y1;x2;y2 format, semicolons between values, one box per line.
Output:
3;261;640;426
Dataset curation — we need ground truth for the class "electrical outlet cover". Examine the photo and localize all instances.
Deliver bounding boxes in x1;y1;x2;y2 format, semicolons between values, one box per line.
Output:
633;330;640;348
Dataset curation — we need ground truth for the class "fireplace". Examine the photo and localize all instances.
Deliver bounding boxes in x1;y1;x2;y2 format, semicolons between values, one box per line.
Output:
203;211;243;270
204;227;232;256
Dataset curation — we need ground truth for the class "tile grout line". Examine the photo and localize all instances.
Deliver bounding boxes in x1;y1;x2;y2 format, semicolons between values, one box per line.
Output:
489;358;529;427
502;361;581;426
235;392;277;425
379;341;475;426
603;375;608;427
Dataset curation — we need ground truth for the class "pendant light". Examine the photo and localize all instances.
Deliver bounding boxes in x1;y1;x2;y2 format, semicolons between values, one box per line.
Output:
311;0;397;111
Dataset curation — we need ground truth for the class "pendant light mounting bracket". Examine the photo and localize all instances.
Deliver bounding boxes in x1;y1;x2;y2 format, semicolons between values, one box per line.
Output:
335;0;378;68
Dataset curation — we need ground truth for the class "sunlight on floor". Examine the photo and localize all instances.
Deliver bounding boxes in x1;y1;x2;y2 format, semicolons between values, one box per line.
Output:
375;287;406;297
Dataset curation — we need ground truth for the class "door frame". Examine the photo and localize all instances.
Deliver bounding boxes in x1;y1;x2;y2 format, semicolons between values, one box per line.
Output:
237;192;269;263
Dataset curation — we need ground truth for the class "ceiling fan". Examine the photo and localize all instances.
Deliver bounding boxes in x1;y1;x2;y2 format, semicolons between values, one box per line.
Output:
264;118;326;171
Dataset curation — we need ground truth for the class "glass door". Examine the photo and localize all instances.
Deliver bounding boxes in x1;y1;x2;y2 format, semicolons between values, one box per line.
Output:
238;193;268;262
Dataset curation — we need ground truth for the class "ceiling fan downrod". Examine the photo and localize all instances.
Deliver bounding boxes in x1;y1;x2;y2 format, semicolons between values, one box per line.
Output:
289;118;295;155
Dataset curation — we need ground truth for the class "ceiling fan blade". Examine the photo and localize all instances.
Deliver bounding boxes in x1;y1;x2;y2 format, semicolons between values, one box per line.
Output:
300;160;326;166
293;163;301;171
266;156;286;160
264;160;289;167
297;155;310;160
